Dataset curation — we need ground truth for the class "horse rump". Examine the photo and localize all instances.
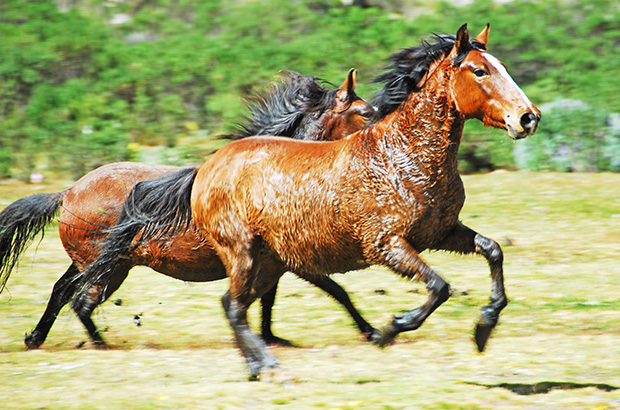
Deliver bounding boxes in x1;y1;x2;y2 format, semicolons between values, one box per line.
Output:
71;166;198;305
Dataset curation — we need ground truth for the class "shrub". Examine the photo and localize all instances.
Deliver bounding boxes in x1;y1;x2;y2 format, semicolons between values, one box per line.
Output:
514;99;620;172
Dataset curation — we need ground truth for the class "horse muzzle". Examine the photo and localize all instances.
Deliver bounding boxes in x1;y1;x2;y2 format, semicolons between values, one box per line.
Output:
506;111;541;140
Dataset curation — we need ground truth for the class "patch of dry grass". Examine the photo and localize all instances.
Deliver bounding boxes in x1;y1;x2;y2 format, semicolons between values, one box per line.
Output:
1;172;619;409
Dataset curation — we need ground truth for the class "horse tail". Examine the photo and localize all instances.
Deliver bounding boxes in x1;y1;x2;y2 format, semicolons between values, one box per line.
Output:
72;166;198;305
0;191;66;293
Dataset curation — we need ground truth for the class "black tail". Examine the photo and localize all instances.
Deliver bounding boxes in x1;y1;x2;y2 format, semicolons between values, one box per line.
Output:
0;191;66;293
72;167;198;305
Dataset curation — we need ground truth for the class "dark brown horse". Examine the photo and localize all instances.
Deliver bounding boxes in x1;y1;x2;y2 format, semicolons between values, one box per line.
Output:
74;24;540;380
0;70;377;349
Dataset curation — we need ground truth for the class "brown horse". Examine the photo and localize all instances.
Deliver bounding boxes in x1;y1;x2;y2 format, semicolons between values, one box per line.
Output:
0;70;376;349
75;24;540;380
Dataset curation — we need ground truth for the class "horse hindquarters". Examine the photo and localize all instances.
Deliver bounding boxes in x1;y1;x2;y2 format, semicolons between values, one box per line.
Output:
192;166;288;379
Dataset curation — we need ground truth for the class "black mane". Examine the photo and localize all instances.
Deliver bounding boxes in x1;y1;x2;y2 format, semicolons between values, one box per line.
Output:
371;34;485;118
228;71;339;140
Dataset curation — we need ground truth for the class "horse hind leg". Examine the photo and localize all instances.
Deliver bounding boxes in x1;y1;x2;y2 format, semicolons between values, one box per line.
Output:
260;281;296;347
25;264;80;349
72;263;130;348
218;241;284;380
223;290;279;380
373;236;451;348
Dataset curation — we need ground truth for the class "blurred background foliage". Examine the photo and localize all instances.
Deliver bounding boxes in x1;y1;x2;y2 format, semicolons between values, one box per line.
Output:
0;0;619;181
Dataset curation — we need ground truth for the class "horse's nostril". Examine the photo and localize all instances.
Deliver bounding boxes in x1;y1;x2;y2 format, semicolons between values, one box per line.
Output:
520;112;538;130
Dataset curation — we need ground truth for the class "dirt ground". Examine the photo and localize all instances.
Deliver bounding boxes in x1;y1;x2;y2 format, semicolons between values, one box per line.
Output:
1;171;619;409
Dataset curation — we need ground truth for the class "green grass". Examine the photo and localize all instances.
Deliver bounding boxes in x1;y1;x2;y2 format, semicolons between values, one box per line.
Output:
1;171;619;409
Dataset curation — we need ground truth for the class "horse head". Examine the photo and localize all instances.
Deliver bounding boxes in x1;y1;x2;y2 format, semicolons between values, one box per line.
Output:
448;24;541;139
326;69;376;140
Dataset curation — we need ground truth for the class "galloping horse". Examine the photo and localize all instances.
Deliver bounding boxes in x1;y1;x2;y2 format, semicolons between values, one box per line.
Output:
0;70;376;349
75;23;540;380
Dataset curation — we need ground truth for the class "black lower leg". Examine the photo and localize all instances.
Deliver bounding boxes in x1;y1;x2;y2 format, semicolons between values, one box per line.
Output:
305;274;377;340
73;286;106;347
372;237;452;348
260;282;294;347
223;292;278;380
474;234;508;352
376;273;451;348
25;264;80;349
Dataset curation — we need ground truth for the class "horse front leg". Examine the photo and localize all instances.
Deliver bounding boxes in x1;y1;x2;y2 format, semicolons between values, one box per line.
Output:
431;222;508;352
372;236;451;347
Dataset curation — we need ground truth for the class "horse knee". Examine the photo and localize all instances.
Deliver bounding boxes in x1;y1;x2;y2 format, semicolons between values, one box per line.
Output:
427;275;451;303
436;280;451;304
475;235;503;265
73;286;101;318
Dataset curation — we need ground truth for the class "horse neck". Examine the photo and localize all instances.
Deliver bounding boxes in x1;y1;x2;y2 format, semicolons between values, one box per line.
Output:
373;68;464;174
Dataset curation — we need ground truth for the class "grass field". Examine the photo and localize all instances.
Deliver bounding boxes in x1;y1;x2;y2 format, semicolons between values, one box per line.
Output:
1;171;619;409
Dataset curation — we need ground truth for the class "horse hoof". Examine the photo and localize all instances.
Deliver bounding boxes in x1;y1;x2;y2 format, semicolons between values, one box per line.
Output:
24;332;43;350
363;328;381;343
370;325;397;349
93;340;108;350
474;322;494;352
261;335;296;348
258;366;298;385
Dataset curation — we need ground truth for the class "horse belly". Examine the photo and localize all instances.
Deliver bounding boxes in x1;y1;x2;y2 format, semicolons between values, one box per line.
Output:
254;201;366;275
132;227;227;282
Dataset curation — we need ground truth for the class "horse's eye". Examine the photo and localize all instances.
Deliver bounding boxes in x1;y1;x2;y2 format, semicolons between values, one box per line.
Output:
359;111;374;119
473;69;487;77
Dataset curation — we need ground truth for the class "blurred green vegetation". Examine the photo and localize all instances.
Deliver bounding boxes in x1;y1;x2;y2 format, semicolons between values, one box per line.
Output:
1;0;619;180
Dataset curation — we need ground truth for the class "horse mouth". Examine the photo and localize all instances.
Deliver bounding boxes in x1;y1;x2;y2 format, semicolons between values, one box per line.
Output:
506;124;529;140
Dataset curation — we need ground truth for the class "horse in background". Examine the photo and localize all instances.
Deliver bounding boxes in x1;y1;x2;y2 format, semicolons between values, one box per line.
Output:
0;69;376;349
73;23;540;380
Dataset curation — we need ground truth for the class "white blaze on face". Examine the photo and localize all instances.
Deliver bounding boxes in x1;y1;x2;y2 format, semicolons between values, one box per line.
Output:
481;52;536;113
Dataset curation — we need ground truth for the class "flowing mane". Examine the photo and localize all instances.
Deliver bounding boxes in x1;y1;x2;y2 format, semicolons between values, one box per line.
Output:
229;71;341;140
371;34;486;118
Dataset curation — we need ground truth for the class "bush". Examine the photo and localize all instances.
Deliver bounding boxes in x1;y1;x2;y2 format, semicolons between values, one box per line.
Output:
1;0;619;178
514;100;620;172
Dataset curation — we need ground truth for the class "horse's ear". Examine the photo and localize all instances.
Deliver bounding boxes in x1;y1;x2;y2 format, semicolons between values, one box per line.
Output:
337;68;357;101
474;23;490;48
449;23;470;60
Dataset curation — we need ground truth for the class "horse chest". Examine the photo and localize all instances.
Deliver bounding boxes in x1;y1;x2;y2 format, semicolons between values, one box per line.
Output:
404;173;465;249
366;162;465;249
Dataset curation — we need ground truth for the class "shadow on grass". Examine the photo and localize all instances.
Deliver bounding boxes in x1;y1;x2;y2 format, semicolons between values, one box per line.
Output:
463;381;618;395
